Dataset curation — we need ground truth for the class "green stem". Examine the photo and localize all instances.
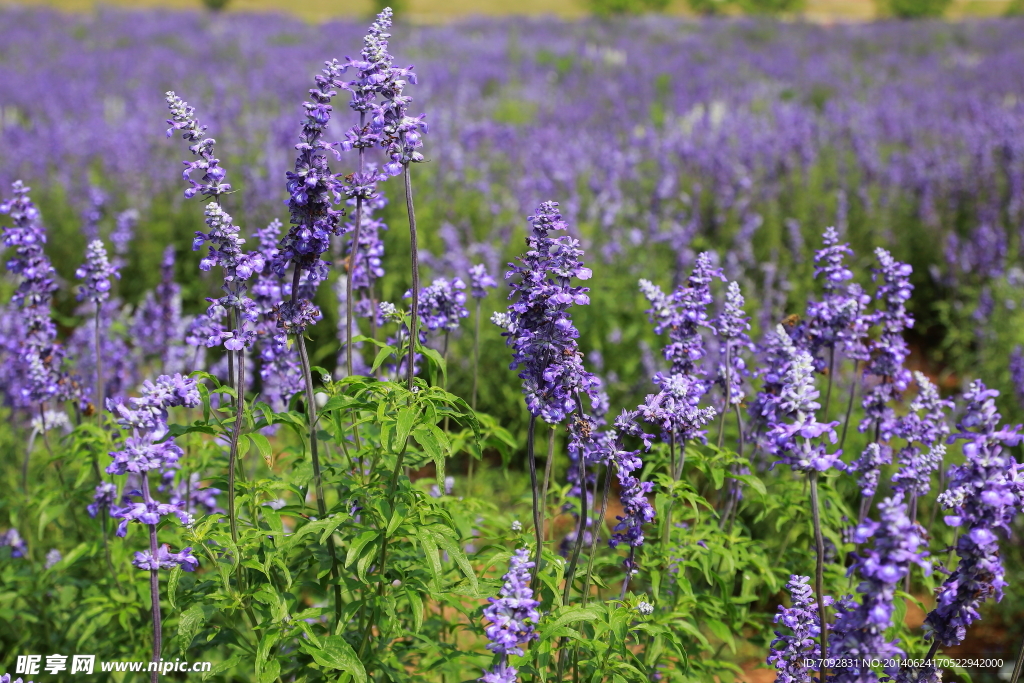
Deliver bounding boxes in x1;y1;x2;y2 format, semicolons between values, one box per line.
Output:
471;299;481;410
526;415;543;585
809;472;828;682
403;164;420;393
296;333;342;629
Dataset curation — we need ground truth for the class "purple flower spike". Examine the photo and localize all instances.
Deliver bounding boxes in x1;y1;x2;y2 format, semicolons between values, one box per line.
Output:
504;202;598;424
764;331;841;473
165;92;231;200
1;528;27;558
469;263;498;300
830;494;930;682
715;280;753;407
805;227;871;368
479;547;540;683
88;481;118;518
75;240;119;304
412;277;469;334
860;249;914;441
271;58;348;322
1;181;77;407
892;372;952;499
767;575;831;683
923;380;1022;648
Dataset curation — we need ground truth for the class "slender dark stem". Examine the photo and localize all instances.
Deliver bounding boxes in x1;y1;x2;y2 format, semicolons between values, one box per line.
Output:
226;347;244;548
563;454;588;605
620;547;637;599
582;460;612;606
716;345;731;451
1010;631;1024;683
403;165;420;393
809;472;828;682
471;299;481;410
823;346;836;419
141;475;162;683
526;415;543;584
838;361;859;453
296;334;342;627
345;113;367;379
661;431;677;549
541;428;555;541
22;427;36;492
94;306;103;415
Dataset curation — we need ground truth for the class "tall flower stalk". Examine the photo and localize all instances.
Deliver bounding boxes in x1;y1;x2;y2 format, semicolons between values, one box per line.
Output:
479;547;540;683
75;239;119;413
765;328;841;683
106;374;201;683
503;202;598;579
269;58;348;626
340;8;393;378
165;92;265;555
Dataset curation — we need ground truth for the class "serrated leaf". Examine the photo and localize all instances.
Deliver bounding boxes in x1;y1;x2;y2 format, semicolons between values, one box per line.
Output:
395;406;418;451
256;630;280;679
429;528;477;593
706;619;736;654
177;604;216;655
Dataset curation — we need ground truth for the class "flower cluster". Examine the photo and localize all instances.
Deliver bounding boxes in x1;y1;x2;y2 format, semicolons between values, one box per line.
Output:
714;280;753;407
87;481;118;518
1;528;27;558
131;247;188;373
0;181;74;407
892;372;952;500
415;277;469;333
106;374;200;572
767;575;829;683
804;226;871;368
830;495;930;682
165;92;231;199
860;249;914;440
469;263;498;300
846;442;888;499
75;240;119;304
503;202;598;423
480;547;540;683
609;424;656;551
272;58;347;301
924;381;1022;647
345;193;388;321
763;330;840;472
637;253;723;443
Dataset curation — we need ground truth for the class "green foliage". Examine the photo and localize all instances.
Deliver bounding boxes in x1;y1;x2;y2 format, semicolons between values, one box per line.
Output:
587;0;670;16
882;0;953;18
202;0;231;12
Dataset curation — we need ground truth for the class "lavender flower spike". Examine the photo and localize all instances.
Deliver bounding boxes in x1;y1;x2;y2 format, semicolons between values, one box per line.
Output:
767;575;830;683
272;58;348;332
923;381;1022;648
76;240;119;304
469;263;498;300
479;547;541;683
830;494;930;682
504;202;599;423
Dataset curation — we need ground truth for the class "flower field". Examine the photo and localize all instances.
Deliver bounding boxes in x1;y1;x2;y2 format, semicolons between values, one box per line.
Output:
1;6;1024;683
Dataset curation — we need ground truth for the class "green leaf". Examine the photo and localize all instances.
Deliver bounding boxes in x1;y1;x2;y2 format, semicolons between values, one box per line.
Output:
202;655;241;681
167;566;182;610
246;433;274;467
303;635;367;683
371;345;395;373
406;588;424;634
542;606;601;638
706;619;736;654
415;528;442;589
177;604;216;655
345;530;379;568
256;630;280;680
430;528;478;593
395;406;418;451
